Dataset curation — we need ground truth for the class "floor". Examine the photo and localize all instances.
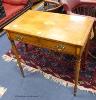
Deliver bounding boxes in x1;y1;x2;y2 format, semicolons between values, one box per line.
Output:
0;34;96;100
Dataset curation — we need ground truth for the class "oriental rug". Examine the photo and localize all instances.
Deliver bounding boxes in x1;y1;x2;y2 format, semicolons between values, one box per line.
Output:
2;39;96;94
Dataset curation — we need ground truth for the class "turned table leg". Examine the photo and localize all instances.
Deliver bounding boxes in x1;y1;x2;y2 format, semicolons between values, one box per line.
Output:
10;40;24;77
83;39;90;68
74;58;81;96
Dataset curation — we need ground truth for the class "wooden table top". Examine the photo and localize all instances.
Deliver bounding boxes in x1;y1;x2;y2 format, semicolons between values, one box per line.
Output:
4;10;94;46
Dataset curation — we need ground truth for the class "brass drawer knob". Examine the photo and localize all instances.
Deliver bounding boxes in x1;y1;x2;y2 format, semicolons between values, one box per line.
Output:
56;44;65;51
15;35;23;41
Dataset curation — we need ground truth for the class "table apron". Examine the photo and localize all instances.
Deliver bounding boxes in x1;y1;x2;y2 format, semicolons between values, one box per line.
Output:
7;32;82;57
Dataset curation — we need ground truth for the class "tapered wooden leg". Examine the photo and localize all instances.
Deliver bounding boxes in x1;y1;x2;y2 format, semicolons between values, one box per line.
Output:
10;40;24;77
74;59;81;96
83;39;90;68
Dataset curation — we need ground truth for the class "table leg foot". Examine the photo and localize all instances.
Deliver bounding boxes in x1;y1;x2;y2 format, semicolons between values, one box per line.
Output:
74;92;76;96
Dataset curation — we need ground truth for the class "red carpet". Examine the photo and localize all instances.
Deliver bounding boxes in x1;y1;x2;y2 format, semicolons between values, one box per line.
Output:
3;39;96;94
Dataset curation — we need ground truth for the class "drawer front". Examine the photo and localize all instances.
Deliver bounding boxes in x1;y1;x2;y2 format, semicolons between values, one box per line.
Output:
9;32;40;46
39;39;76;55
8;32;76;55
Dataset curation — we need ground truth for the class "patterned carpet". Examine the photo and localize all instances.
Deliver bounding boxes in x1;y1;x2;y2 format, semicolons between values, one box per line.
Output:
3;39;96;94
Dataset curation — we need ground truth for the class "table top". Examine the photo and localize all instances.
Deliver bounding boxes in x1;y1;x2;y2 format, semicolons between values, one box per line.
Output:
4;10;94;46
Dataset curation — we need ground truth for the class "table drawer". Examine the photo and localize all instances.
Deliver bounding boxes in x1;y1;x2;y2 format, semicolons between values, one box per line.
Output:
39;39;76;55
8;32;40;46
